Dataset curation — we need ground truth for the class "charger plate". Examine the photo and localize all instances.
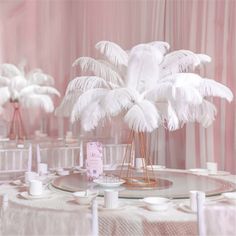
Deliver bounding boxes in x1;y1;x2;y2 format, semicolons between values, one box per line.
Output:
51;170;236;199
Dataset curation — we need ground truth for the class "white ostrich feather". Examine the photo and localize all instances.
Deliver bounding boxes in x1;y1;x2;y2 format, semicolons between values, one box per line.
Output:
101;88;139;116
166;102;179;130
19;94;54;113
57;40;233;132
124;100;160;132
144;82;173;102
71;88;108;123
144;79;202;105
126;44;162;92
8;76;28;94
148;41;170;55
176;99;217;127
66;76;111;94
19;85;60;97
172;85;203;105
0;87;10;105
160;50;211;77
198;78;233;102
95;41;128;66
0;76;10;86
166;73;233;102
0;63;22;78
73;57;124;86
28;71;54;86
80;100;106;131
55;92;81;117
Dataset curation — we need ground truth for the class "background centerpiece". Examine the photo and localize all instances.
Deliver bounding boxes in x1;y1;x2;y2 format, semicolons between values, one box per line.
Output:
0;63;60;140
56;40;233;187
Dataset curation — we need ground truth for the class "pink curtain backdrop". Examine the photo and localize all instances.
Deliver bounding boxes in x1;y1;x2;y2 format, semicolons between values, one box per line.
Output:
0;0;235;173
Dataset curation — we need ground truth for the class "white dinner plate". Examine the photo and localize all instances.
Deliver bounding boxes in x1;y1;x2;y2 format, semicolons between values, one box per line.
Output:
93;178;125;187
19;190;54;200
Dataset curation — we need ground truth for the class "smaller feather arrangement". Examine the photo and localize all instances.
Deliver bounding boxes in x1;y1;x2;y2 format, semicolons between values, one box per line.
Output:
56;41;233;133
0;63;60;113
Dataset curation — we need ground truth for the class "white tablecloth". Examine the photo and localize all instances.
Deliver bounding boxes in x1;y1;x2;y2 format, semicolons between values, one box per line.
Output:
0;171;235;236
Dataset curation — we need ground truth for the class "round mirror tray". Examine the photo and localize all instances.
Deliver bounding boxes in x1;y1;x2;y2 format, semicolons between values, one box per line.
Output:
51;170;236;199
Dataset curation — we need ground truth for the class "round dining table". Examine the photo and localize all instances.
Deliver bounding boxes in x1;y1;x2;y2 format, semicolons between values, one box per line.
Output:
0;169;235;236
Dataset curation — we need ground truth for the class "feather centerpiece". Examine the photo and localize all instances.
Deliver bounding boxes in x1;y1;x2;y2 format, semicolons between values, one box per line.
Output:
0;63;60;139
56;40;233;188
56;40;233;133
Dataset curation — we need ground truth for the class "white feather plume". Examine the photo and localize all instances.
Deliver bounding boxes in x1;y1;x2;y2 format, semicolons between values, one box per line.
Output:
28;71;54;86
57;40;233;133
101;88;139;116
19;94;54;113
166;102;179;130
73;57;124;86
55;92;81;117
0;87;10;106
80;100;106;131
148;41;170;55
71;88;108;123
124;100;160;132
95;41;128;66
0;76;10;86
198;78;233;102
126;44;162;92
160;50;211;78
19;85;60;97
176;99;217;127
66;76;111;94
0;63;22;78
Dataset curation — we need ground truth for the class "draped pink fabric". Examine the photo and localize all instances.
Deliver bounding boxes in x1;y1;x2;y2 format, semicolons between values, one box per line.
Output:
0;0;235;173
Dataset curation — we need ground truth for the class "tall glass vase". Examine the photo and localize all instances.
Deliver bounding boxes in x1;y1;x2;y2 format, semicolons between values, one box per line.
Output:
8;102;26;141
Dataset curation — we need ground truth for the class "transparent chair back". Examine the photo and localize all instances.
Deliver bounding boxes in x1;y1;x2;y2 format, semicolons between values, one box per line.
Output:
38;145;81;170
102;144;132;167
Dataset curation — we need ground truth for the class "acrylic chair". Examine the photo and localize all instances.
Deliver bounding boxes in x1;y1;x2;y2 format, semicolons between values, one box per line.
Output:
0;144;32;182
102;143;132;169
197;192;236;236
37;144;82;170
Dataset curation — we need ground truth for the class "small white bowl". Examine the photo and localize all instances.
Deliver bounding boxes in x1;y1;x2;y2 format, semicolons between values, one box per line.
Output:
143;197;170;211
72;191;98;205
222;192;236;204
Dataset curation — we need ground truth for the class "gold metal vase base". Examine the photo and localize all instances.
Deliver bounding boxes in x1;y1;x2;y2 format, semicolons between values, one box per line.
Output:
119;131;157;189
8;102;26;141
